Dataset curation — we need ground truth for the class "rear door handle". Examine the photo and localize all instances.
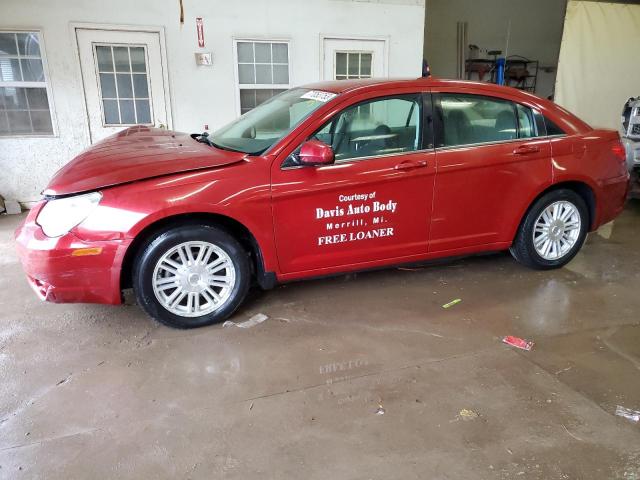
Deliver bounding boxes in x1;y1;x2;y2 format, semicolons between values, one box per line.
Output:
394;160;427;170
513;145;540;155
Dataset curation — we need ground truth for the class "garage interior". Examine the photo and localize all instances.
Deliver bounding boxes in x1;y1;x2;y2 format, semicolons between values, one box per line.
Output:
2;0;640;479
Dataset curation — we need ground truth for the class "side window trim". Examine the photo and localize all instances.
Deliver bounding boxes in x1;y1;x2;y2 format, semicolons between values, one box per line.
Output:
514;103;525;138
432;93;445;148
533;109;547;137
282;92;428;169
515;103;538;139
421;91;435;150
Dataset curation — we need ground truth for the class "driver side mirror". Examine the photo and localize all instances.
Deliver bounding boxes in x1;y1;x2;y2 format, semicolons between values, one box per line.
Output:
299;139;335;166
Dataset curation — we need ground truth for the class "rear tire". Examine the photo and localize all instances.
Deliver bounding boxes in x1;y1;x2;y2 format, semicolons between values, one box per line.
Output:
133;224;250;328
510;189;588;270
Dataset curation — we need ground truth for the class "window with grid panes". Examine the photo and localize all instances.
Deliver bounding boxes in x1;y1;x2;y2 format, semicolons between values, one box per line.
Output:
236;41;290;114
0;31;53;136
335;52;372;80
94;45;152;125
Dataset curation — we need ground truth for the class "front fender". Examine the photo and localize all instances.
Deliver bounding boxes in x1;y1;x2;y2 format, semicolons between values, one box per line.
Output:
72;164;279;274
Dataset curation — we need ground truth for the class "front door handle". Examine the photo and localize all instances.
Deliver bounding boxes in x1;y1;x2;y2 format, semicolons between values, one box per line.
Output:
513;145;540;155
394;160;427;170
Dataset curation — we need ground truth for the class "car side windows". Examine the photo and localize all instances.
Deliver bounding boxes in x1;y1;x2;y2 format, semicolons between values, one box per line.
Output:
437;94;518;147
295;95;422;165
435;94;566;148
330;95;422;161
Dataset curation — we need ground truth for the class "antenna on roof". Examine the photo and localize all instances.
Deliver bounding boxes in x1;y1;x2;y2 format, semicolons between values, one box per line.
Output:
504;19;511;60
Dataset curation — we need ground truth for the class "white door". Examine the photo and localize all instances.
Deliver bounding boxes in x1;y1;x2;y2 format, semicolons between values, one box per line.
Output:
76;28;170;143
322;38;386;81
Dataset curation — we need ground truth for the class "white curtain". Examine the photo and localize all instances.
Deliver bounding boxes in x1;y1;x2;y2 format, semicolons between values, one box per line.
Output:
555;0;640;130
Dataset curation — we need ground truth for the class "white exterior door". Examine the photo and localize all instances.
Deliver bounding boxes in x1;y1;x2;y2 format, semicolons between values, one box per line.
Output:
75;28;170;143
322;38;386;81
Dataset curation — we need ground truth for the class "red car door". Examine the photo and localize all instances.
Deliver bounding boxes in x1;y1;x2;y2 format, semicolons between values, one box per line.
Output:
429;89;552;253
271;92;436;276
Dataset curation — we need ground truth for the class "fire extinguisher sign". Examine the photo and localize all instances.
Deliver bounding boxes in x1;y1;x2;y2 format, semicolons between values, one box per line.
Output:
196;17;205;48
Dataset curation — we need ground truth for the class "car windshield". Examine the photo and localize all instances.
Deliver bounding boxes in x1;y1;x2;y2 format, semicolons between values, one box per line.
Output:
208;88;336;155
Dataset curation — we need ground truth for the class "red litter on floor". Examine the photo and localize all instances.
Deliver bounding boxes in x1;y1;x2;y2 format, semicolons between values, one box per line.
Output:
502;335;534;351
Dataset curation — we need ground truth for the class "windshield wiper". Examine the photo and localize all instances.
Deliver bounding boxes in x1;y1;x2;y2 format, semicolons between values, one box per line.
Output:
190;132;215;147
190;132;244;153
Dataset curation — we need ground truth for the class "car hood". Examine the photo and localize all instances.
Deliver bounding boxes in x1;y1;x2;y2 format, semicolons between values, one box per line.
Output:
43;126;247;196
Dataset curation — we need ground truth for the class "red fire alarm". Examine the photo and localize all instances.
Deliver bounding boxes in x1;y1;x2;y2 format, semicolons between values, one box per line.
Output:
196;17;205;48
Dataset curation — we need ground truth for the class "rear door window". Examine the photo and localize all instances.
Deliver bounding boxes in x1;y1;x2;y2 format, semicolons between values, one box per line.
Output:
436;94;517;147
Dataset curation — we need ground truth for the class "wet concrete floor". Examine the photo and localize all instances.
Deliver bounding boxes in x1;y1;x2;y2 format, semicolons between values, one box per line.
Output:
1;202;639;479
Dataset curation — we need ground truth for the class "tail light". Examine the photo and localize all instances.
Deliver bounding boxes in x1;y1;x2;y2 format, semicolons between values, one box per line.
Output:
611;141;627;163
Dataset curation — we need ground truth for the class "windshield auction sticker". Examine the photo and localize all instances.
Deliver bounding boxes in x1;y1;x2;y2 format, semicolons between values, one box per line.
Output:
316;191;397;246
301;90;337;102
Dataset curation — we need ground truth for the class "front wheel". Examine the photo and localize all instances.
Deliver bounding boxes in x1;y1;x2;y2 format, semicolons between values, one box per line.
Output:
510;189;589;270
133;224;251;328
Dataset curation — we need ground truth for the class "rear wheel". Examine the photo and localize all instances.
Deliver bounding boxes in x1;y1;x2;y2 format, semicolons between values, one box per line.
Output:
133;224;250;328
510;189;589;269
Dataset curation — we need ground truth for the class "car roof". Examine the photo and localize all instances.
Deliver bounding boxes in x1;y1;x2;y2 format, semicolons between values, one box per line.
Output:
300;77;557;109
300;77;513;95
299;77;592;134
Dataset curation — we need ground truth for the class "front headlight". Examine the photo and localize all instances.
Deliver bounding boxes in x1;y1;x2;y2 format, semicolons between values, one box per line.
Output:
36;192;102;238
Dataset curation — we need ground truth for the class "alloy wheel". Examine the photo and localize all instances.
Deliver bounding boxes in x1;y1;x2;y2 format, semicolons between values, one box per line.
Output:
152;241;236;317
532;200;581;261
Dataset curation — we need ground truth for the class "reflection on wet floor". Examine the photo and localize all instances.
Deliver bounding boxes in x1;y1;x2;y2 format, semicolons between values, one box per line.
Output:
0;201;639;479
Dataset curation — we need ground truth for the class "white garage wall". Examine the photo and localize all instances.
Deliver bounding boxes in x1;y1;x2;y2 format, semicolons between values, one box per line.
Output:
0;0;425;205
555;0;640;130
424;0;567;99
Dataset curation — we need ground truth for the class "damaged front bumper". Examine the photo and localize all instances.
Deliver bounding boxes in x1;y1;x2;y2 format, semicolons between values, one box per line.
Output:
14;204;128;305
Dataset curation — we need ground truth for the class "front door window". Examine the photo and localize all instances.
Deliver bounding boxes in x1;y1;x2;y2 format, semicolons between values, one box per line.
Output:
314;95;421;161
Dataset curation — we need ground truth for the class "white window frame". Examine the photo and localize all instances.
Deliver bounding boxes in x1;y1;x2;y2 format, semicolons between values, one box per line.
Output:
232;38;291;117
0;28;57;137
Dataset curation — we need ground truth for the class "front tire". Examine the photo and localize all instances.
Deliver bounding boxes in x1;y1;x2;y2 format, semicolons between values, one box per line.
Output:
133;224;250;328
510;189;589;270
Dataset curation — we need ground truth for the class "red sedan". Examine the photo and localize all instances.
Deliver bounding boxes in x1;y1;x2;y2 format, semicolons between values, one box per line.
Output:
15;78;629;328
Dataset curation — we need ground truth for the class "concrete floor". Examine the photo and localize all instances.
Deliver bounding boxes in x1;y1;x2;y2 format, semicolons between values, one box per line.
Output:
1;203;640;480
